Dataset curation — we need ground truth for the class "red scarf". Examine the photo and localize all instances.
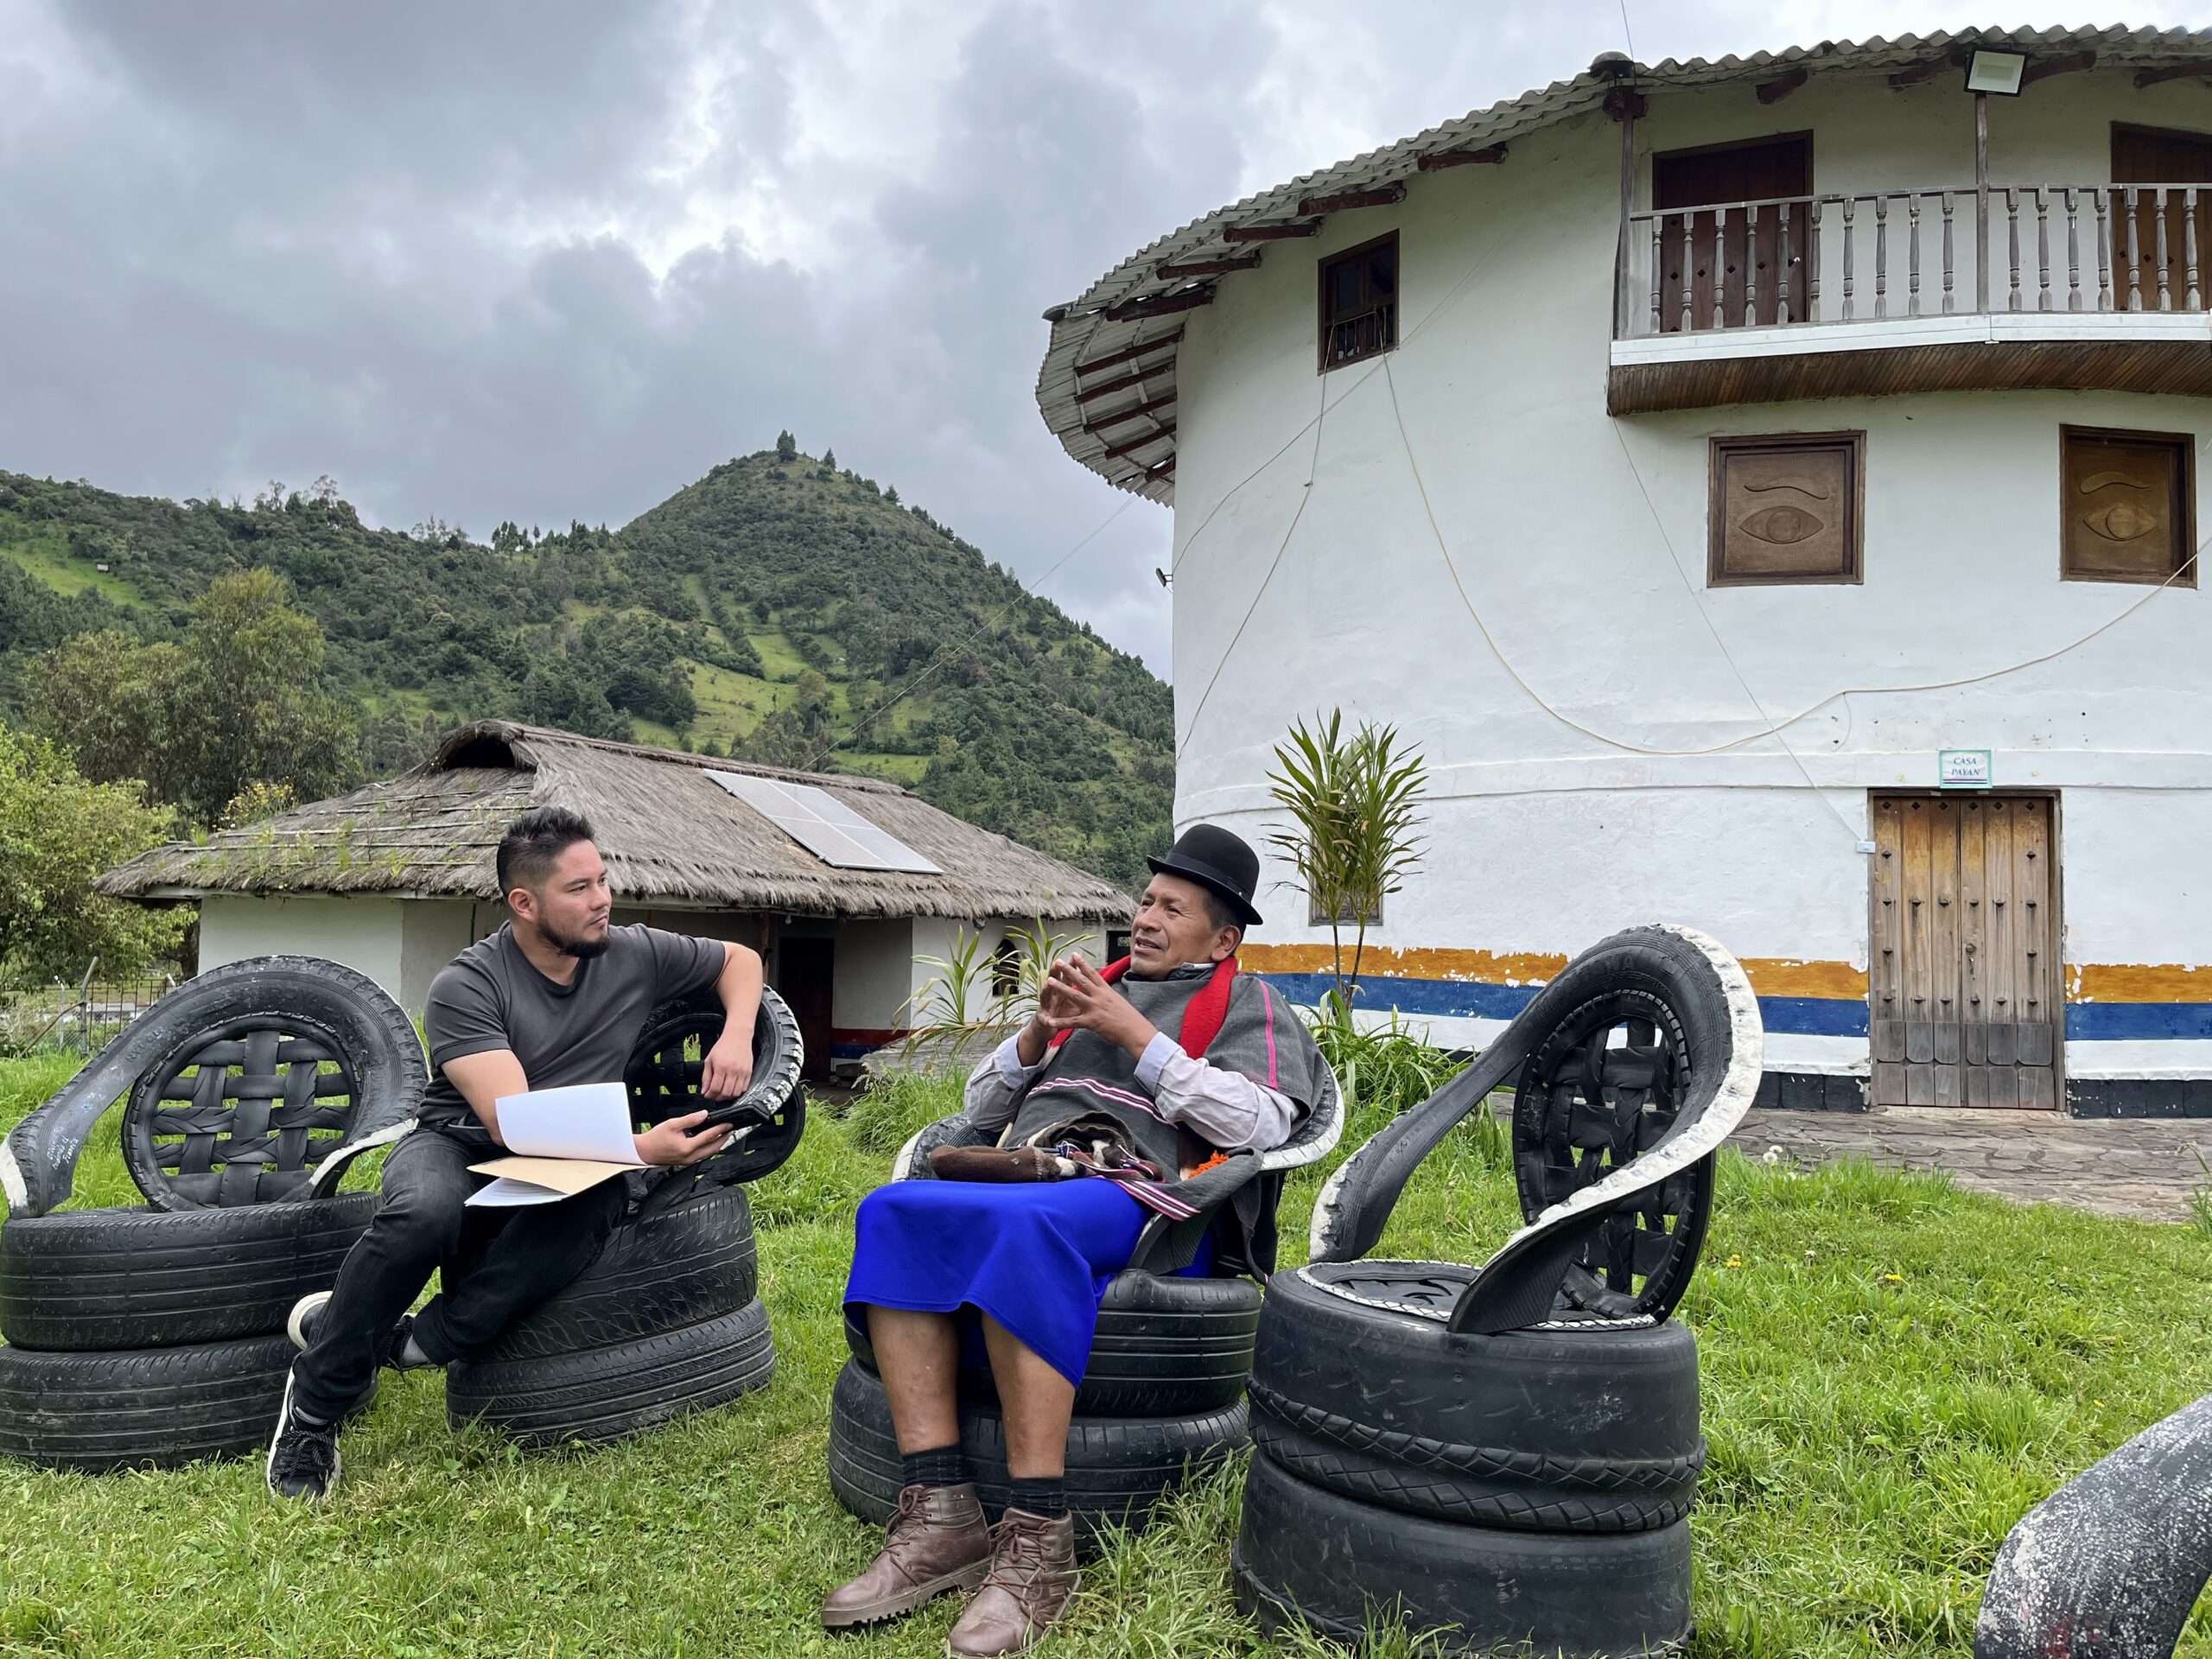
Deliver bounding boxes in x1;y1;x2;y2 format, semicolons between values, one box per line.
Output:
1048;956;1239;1058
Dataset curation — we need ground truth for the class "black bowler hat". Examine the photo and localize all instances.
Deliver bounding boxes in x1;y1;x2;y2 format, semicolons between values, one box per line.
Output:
1147;823;1264;929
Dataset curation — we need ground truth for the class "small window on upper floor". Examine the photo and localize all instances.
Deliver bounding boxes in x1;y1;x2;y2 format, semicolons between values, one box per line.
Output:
2061;426;2197;587
1708;432;1864;586
1319;233;1398;372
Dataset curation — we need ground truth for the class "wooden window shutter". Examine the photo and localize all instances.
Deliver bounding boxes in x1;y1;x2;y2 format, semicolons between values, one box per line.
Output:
2060;426;2195;585
1708;432;1865;585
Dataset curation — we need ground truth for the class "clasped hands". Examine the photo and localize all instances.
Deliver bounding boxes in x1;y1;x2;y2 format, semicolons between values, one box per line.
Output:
1021;954;1158;1059
634;1029;757;1167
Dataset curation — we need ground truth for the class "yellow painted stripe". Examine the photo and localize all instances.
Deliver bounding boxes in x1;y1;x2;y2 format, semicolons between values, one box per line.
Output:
1247;946;2212;1005
1740;958;1868;999
1241;944;1866;1000
2069;962;2212;1002
1239;944;1566;984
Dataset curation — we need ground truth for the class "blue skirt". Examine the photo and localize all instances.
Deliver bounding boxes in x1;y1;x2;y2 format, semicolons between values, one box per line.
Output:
846;1179;1202;1387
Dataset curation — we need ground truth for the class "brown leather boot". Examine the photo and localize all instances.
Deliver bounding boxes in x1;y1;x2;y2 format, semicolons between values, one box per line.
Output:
945;1508;1079;1656
822;1482;992;1630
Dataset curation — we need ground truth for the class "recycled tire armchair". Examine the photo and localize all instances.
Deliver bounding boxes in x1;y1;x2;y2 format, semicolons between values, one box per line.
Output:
0;958;806;1467
0;957;426;1471
827;1048;1344;1545
1236;925;1764;1658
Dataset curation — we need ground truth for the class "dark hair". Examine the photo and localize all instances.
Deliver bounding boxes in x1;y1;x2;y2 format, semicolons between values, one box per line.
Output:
496;807;596;898
1196;887;1239;935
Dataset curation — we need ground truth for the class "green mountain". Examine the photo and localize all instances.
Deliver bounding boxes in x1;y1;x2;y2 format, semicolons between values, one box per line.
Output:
0;449;1173;889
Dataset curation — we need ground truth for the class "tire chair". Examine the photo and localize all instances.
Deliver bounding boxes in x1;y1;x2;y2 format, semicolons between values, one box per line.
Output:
1976;1388;2212;1659
0;957;426;1471
1235;925;1763;1658
445;984;804;1446
826;1057;1345;1550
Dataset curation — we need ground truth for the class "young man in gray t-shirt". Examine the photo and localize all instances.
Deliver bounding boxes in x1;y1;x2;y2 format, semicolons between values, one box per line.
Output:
267;807;762;1502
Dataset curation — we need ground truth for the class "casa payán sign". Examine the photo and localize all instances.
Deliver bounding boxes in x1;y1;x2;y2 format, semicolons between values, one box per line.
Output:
1938;749;1994;790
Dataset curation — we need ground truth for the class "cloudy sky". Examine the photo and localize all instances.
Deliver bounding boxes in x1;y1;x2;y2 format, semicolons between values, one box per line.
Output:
7;2;2212;674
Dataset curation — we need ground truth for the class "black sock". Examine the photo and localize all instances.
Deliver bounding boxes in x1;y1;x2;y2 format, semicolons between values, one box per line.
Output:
1007;1475;1066;1518
901;1445;968;1490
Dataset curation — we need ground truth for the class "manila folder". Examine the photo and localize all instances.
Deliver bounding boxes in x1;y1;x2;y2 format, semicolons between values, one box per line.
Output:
467;1156;632;1207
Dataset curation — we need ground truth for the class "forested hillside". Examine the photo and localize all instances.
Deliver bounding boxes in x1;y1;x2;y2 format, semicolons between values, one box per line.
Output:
0;447;1171;887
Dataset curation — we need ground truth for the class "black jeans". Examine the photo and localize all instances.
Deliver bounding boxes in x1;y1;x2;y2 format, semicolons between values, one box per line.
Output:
289;1124;627;1421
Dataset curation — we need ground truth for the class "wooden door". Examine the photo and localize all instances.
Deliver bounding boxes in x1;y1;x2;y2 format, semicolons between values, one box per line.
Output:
1869;795;2060;1109
1655;134;1814;329
2110;124;2212;311
778;937;835;1081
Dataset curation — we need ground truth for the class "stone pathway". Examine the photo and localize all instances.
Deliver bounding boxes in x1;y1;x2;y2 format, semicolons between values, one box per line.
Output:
1728;1108;2212;1223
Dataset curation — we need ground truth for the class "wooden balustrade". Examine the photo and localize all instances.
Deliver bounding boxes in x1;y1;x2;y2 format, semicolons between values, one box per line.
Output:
1624;182;2212;337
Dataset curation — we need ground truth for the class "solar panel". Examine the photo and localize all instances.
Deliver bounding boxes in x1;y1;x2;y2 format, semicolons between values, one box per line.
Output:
705;770;943;874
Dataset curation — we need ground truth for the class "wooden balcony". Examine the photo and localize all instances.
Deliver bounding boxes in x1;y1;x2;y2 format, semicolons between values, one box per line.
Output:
1611;183;2212;415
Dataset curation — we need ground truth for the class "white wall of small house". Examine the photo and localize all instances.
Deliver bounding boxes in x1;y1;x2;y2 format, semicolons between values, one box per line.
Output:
1167;66;2212;1081
198;894;408;1010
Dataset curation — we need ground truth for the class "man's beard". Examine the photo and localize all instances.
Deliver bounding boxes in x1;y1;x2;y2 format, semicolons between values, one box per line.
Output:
546;919;611;959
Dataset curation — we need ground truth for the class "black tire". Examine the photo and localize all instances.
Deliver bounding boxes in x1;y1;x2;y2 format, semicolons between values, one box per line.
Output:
0;1333;295;1472
447;1300;775;1447
1246;1260;1702;1531
481;1186;758;1363
3;955;425;1218
626;986;805;1186
1310;926;1753;1332
1510;986;1718;1324
1235;1451;1693;1656
826;1357;1247;1549
0;1192;378;1351
845;1270;1262;1417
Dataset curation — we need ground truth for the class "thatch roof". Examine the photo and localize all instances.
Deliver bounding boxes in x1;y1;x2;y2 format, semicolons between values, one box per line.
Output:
98;721;1130;923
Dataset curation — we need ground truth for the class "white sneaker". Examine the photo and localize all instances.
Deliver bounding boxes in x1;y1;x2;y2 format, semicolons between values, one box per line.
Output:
286;1291;332;1351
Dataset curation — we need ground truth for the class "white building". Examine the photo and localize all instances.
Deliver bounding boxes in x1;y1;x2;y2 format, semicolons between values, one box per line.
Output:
100;721;1119;1077
1035;26;2212;1116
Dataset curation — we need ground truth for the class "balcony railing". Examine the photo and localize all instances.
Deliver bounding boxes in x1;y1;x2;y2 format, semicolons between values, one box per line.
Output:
1618;183;2212;338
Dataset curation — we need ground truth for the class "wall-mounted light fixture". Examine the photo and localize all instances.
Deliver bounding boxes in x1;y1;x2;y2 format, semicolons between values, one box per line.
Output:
1964;48;2029;96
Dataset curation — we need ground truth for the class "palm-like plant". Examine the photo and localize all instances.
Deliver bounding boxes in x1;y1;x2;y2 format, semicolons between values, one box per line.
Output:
1265;709;1427;1023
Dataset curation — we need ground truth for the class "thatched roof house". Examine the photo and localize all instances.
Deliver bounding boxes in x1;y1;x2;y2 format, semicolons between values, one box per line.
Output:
102;721;1128;1073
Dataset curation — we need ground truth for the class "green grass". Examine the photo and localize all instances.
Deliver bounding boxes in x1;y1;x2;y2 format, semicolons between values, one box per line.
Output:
1;1056;2209;1656
1;536;148;606
749;632;808;682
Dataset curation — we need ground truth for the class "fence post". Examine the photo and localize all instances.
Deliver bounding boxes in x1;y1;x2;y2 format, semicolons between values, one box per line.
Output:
76;959;98;1057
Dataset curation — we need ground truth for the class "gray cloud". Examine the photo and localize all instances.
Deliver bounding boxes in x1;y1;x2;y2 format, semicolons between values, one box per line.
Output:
11;0;2209;672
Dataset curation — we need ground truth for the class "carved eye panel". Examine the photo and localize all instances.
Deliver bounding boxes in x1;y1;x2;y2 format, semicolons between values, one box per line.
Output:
2086;500;2160;542
1711;434;1860;583
1738;505;1824;544
2063;429;2190;582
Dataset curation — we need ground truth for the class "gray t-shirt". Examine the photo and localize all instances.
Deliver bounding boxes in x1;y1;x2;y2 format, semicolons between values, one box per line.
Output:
419;923;728;1132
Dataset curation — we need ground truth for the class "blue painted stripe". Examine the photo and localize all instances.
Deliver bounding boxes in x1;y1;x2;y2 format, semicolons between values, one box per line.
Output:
2066;1002;2212;1040
1252;973;1869;1038
1758;996;1870;1038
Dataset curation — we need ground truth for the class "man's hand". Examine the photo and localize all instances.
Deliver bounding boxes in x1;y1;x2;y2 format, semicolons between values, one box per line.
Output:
634;1110;735;1167
701;1031;755;1100
1044;955;1159;1058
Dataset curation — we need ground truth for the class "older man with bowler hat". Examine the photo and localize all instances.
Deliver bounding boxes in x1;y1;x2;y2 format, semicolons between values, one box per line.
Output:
823;824;1327;1656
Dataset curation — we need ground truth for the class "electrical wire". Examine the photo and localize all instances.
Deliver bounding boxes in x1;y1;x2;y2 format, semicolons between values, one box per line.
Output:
1381;356;2202;763
1172;370;1331;760
1167;224;1513;579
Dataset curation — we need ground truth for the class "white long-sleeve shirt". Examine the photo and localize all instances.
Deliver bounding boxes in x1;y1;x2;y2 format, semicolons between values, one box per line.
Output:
963;1030;1300;1154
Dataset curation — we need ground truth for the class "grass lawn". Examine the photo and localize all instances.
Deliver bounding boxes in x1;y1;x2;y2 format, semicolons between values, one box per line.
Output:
1;536;148;606
1;1057;2209;1657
